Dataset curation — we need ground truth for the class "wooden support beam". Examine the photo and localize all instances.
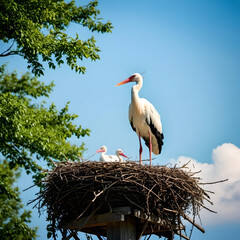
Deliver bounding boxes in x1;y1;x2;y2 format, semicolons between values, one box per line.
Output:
63;212;125;230
112;206;131;215
107;216;136;240
62;207;186;239
133;209;163;224
133;209;184;231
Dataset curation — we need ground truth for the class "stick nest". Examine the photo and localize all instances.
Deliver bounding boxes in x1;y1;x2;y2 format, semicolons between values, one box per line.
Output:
35;161;213;238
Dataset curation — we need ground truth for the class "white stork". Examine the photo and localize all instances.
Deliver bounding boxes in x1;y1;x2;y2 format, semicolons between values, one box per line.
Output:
116;149;128;162
116;73;164;165
96;146;128;162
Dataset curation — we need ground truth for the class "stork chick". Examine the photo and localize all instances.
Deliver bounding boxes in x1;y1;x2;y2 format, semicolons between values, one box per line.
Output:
96;146;128;162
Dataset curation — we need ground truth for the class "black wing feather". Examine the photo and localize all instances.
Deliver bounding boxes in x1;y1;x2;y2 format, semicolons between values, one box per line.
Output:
145;117;164;154
130;118;136;132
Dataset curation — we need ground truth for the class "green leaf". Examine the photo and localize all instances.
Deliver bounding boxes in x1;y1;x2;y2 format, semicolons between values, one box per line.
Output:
0;64;90;182
0;0;113;76
0;160;38;239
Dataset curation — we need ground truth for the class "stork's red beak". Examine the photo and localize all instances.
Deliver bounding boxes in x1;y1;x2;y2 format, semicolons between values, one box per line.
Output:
116;78;131;86
120;152;128;158
96;148;104;153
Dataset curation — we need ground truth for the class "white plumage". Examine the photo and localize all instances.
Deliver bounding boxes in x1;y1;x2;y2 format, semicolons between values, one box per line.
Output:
116;73;164;165
116;149;128;162
96;146;128;162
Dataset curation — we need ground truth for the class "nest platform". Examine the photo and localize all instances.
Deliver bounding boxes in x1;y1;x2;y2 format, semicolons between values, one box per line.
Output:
35;161;213;239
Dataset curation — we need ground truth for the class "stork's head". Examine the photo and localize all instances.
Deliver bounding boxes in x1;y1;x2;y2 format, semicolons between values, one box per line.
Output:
116;149;128;158
116;73;143;86
96;145;107;153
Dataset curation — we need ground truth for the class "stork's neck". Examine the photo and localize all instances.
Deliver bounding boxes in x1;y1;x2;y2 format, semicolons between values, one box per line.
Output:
116;153;123;162
118;156;123;162
131;79;143;103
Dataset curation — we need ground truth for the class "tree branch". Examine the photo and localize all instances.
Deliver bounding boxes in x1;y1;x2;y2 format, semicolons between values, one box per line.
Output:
0;51;20;57
0;40;19;56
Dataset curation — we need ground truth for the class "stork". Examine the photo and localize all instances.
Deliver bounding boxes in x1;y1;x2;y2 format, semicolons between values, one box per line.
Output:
116;149;128;162
116;73;164;165
96;146;128;162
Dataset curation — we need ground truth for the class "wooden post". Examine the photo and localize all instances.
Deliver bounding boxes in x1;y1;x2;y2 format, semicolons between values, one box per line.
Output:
62;207;185;239
106;215;136;240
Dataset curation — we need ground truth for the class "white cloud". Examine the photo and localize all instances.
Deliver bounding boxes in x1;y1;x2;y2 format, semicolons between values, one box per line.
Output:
170;143;240;225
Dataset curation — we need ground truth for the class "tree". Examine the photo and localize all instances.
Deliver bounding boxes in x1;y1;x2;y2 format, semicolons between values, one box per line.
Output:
0;0;113;76
0;64;91;238
0;160;37;239
0;1;112;238
0;64;90;184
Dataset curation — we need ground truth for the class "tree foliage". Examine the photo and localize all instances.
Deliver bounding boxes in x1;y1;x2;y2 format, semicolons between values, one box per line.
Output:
0;0;113;76
0;64;90;184
0;160;37;239
0;1;110;237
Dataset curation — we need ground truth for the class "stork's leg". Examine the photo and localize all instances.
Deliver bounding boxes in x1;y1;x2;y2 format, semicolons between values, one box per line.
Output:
138;133;143;165
148;130;152;166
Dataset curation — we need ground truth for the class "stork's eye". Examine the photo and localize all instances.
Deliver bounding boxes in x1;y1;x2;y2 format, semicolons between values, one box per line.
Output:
131;74;136;78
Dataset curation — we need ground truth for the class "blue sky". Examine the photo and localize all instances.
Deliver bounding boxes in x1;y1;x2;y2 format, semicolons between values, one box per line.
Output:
1;0;240;239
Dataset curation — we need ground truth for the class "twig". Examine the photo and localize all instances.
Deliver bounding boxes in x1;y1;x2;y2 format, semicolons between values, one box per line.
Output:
199;179;228;185
23;184;36;191
175;231;190;240
138;219;149;240
182;214;205;233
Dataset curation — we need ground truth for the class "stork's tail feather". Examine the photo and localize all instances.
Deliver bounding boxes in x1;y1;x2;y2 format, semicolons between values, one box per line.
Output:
158;133;164;154
143;133;164;155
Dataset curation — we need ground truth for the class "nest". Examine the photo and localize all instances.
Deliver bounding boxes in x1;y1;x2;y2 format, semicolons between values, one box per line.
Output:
34;161;215;239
